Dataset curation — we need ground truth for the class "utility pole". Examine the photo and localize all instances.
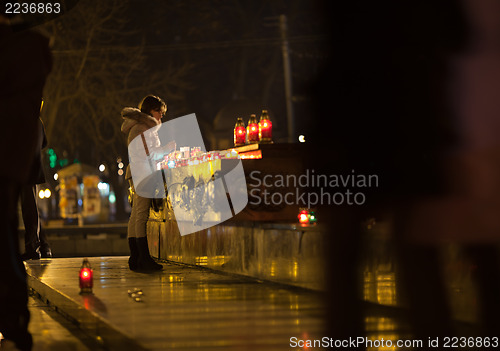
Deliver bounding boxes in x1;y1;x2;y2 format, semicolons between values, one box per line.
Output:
279;14;295;143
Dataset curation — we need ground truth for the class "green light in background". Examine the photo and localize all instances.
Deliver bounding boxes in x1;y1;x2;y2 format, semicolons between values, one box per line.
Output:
47;148;57;168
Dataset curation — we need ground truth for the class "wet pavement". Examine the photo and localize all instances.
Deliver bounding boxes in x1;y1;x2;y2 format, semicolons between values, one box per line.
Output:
24;257;326;351
17;238;491;351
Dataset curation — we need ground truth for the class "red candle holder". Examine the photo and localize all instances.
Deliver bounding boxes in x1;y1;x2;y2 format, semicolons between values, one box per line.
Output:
259;110;272;143
79;258;93;294
297;208;317;226
298;209;309;224
234;117;246;147
247;114;259;144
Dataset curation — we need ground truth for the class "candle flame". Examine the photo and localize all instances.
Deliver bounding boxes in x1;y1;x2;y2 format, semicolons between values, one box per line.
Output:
299;214;309;223
81;269;91;278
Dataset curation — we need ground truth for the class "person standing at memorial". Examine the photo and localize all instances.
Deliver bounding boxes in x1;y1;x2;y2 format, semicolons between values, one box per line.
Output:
121;95;166;271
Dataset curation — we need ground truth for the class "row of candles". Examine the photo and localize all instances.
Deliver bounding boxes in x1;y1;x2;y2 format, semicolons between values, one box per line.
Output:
156;149;240;170
234;110;273;147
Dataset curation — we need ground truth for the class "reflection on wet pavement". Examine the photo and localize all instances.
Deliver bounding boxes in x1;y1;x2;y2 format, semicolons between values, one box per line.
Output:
21;218;497;350
361;220;493;350
364;317;410;351
364;270;397;307
362;221;480;324
26;258;326;351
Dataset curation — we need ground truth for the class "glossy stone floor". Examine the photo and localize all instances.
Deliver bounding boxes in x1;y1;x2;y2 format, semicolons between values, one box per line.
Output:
20;238;491;351
25;257;326;351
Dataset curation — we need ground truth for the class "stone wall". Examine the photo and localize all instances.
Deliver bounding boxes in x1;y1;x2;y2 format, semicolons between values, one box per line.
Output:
147;214;326;291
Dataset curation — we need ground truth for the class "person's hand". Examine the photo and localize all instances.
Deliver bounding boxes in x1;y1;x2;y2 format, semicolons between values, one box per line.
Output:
151;141;176;161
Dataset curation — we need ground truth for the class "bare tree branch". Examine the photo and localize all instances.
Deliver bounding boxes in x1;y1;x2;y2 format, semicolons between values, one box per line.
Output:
40;0;192;168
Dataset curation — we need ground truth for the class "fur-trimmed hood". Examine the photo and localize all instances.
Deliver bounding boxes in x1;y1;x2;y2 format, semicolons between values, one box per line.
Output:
120;107;159;135
121;107;161;180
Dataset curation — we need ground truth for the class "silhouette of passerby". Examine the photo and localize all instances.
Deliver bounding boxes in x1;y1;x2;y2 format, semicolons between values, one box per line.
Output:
0;10;52;351
400;0;500;338
310;0;466;346
21;117;52;260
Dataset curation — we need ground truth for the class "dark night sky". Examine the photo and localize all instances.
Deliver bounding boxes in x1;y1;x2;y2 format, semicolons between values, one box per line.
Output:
17;0;329;173
121;0;329;141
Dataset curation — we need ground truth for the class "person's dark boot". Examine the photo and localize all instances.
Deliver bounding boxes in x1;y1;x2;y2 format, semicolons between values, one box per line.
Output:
136;237;162;271
39;243;52;258
128;237;139;271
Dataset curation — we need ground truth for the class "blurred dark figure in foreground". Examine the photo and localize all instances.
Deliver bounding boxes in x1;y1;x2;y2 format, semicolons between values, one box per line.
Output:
402;0;500;337
309;0;483;345
0;11;52;351
21;117;52;260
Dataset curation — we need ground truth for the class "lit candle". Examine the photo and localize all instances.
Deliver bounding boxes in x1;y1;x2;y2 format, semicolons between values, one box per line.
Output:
79;258;93;294
298;209;309;224
259;110;272;142
234;117;246;146
247;114;259;143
